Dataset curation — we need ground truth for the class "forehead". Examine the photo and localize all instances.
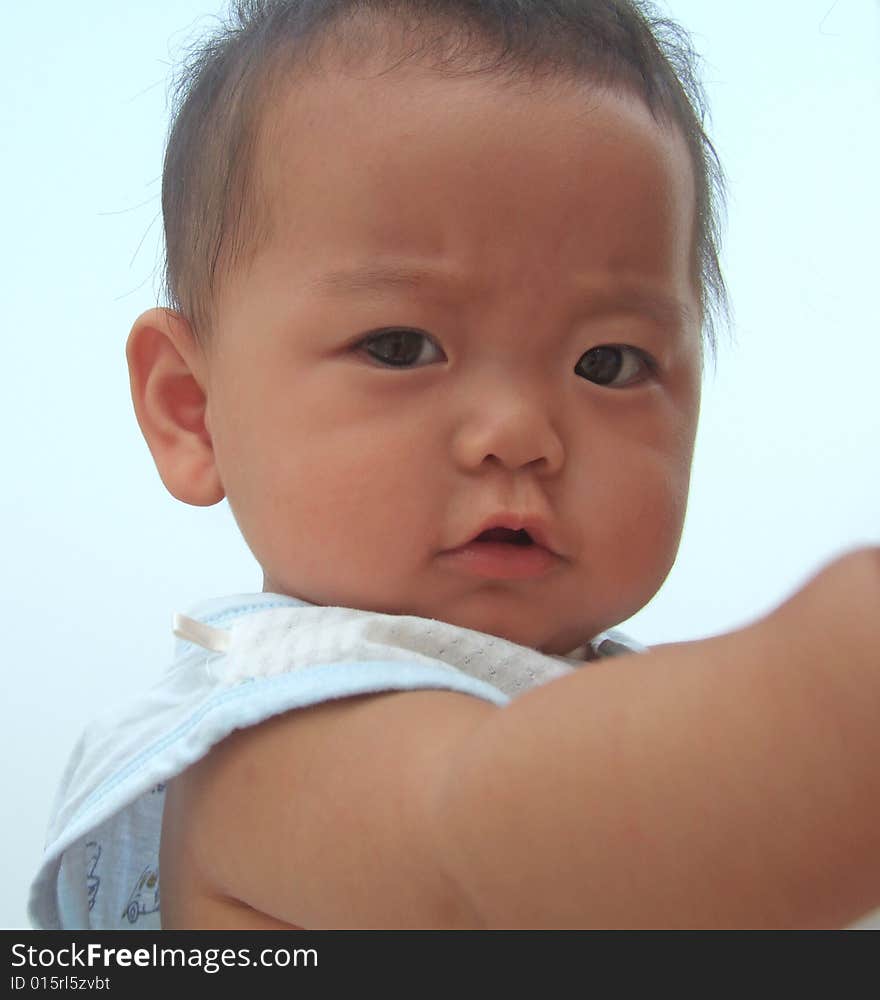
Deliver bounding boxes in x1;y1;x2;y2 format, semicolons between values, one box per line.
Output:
240;49;699;338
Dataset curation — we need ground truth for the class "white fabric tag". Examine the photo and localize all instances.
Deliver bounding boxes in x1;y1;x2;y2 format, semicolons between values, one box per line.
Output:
172;613;232;653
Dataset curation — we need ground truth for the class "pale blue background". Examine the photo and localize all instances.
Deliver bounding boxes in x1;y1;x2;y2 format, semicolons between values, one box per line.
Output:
2;1;878;928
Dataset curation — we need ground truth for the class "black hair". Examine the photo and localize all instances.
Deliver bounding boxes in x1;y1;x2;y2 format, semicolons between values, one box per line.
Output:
162;0;729;356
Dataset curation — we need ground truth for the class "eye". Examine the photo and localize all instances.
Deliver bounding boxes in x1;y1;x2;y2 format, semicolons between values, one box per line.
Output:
358;328;445;368
574;345;655;388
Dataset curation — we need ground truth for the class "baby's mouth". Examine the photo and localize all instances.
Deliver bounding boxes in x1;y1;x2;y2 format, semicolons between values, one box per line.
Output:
473;527;535;547
440;524;558;580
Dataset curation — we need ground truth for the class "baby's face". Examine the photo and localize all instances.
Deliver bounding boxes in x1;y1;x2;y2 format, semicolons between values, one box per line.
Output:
201;57;702;653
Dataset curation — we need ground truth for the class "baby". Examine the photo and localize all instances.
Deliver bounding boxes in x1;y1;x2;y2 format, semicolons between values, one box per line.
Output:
30;0;880;929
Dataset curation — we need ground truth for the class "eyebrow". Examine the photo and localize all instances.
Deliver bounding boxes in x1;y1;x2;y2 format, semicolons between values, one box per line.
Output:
585;285;698;331
310;262;696;330
310;263;449;295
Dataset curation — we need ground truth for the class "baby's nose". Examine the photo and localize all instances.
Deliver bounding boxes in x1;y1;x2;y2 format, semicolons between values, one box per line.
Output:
451;391;564;475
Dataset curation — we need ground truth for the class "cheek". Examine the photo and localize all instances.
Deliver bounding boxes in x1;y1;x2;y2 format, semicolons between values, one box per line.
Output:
592;461;689;621
624;385;699;557
255;420;440;554
252;428;444;607
628;457;692;590
575;423;693;567
608;464;687;541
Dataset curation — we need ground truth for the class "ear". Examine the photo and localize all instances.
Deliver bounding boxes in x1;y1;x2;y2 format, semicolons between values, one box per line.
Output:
126;308;225;507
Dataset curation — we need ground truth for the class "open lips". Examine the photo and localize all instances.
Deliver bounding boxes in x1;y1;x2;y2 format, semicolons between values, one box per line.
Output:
473;527;535;546
442;522;559;579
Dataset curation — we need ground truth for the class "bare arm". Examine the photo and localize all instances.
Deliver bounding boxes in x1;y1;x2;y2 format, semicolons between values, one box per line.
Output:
161;548;880;928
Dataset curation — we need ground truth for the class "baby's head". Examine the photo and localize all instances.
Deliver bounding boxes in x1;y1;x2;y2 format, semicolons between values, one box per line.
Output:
127;0;728;653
